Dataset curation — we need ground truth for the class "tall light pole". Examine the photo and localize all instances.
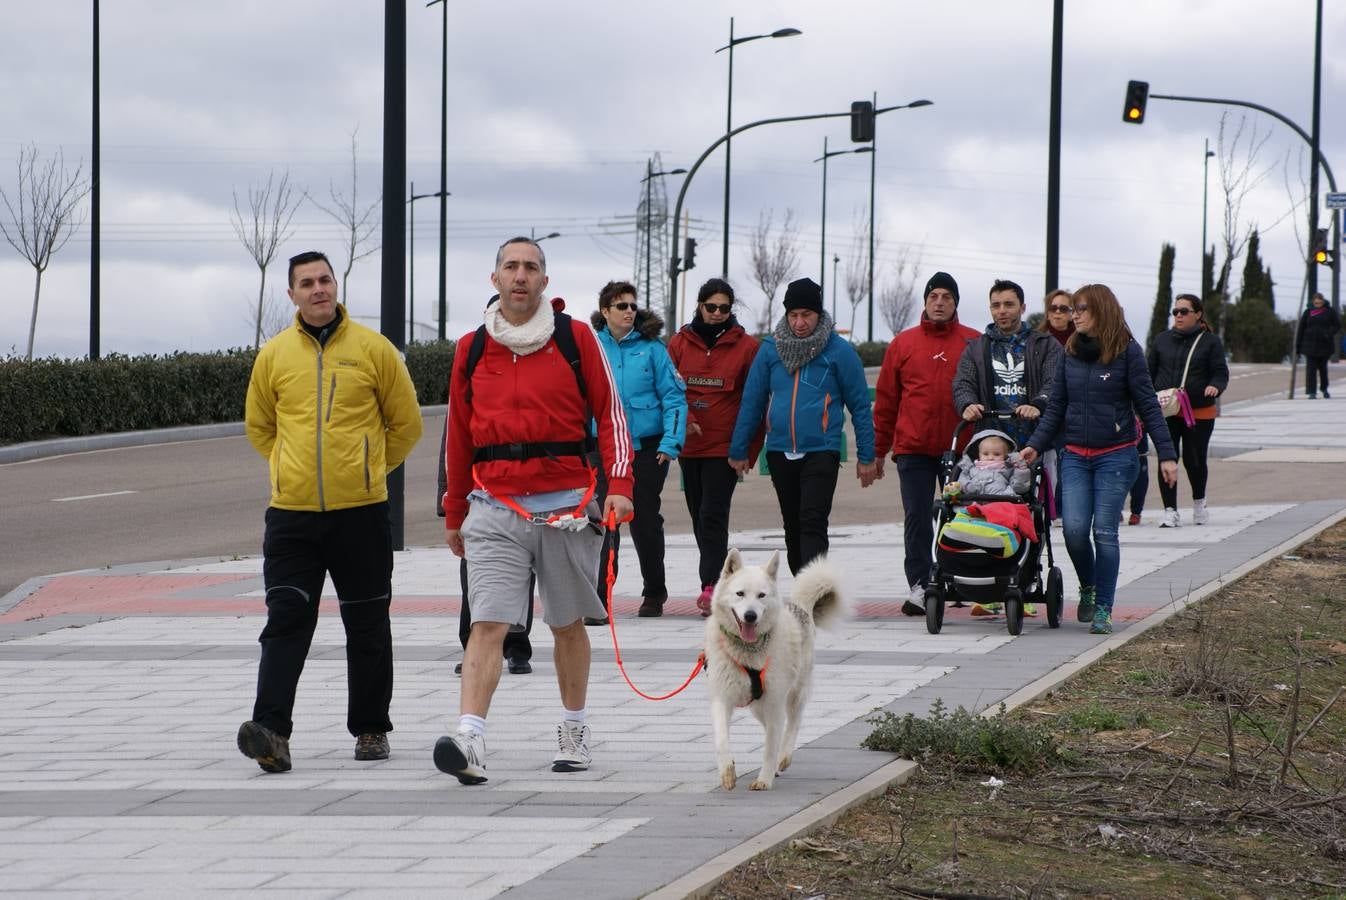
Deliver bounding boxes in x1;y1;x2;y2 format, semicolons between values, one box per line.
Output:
865;96;931;341
530;229;561;243
408;181;449;345
426;0;449;340
642;161;686;309
381;0;407;549
1201;139;1215;299
716;18;801;277
831;253;840;321
814;137;871;303
90;0;100;359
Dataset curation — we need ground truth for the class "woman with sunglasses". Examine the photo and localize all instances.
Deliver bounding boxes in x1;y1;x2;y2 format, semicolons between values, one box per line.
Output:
589;281;687;621
1146;293;1228;527
1036;289;1076;517
667;278;762;615
1021;285;1177;635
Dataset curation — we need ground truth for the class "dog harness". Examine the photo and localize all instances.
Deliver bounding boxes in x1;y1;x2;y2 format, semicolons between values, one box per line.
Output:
718;630;771;703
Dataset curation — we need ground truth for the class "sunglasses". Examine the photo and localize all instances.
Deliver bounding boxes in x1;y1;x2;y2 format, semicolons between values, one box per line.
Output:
608;302;637;312
1049;305;1072;314
1171;307;1195;316
702;302;732;314
1072;305;1089;314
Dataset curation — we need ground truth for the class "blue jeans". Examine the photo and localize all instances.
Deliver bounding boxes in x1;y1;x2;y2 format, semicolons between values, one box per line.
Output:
1059;447;1139;612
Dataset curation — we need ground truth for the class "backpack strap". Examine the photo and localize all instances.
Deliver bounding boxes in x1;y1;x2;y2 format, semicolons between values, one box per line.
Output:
463;312;587;404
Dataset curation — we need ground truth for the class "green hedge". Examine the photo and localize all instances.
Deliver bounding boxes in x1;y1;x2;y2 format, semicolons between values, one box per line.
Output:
0;340;460;446
853;340;889;366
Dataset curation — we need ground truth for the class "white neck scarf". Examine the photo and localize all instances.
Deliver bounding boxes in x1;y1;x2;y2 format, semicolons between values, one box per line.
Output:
485;298;554;356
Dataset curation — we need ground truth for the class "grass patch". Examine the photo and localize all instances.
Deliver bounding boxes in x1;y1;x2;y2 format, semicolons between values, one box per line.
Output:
862;700;1063;775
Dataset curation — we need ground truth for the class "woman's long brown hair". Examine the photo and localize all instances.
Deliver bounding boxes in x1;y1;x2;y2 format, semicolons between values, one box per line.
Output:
1065;284;1132;364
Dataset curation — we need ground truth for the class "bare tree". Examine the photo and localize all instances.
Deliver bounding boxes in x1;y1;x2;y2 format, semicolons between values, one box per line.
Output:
1211;112;1274;337
0;144;90;360
878;242;924;336
747;208;801;333
307;127;381;303
843;211;872;340
231;169;302;349
243;288;293;346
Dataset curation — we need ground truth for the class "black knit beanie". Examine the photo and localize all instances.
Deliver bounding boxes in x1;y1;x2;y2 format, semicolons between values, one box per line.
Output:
782;277;823;314
923;271;960;306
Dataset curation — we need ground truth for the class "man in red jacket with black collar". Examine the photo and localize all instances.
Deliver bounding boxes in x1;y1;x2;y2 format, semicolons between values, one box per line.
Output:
436;236;634;785
873;272;979;616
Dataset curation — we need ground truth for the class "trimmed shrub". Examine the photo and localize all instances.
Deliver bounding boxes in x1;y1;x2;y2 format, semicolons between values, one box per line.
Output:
853;340;889;367
405;339;456;405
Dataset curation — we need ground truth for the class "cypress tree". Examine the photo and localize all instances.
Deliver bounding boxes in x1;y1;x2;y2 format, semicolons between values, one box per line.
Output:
1148;243;1176;346
1239;230;1265;304
1202;245;1215;302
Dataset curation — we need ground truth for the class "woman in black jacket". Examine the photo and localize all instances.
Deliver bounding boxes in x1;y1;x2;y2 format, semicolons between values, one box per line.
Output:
1297;292;1340;400
1146;293;1229;528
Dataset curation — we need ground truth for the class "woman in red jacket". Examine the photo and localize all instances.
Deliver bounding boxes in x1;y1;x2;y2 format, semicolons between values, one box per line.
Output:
667;278;760;615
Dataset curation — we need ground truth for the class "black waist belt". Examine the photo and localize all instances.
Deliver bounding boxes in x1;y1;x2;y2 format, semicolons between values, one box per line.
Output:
473;441;588;463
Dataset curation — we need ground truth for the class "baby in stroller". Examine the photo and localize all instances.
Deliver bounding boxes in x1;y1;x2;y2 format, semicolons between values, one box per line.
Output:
942;428;1036;618
943;430;1031;501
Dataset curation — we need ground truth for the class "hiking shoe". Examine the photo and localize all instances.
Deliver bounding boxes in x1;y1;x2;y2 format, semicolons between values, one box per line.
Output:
453;661;463;675
583;616;609;627
696;584;714;618
506;656;532;674
1127;513;1142;526
1076;586;1096;623
1193;498;1210;525
1159;508;1181;528
1089;607;1113;635
1324;390;1331;399
434;730;487;785
637;595;665;618
237;721;291;773
552;721;592;772
970;603;1000;617
354;732;389;761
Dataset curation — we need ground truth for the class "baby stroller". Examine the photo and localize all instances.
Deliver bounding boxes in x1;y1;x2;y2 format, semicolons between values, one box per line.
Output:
924;412;1063;636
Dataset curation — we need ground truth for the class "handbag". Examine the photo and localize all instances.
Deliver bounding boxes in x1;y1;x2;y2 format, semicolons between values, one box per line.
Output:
1156;332;1202;417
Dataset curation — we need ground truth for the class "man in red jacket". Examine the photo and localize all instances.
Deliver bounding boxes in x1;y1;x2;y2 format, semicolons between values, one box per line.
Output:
435;237;634;785
873;272;979;615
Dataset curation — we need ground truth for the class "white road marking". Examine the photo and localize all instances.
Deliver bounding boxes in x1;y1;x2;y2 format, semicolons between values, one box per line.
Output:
51;490;138;503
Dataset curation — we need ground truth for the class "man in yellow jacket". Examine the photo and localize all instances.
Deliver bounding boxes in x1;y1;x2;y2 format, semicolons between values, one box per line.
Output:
237;250;423;773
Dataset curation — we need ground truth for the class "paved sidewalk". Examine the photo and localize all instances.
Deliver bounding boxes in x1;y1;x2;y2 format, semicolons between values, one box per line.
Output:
1;397;1343;897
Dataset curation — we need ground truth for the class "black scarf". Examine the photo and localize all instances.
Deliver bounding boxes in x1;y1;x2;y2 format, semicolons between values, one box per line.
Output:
1073;332;1101;363
690;313;738;348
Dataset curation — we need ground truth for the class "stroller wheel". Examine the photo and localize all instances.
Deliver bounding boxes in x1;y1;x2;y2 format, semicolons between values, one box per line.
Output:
1044;567;1064;629
924;585;945;634
1005;589;1024;636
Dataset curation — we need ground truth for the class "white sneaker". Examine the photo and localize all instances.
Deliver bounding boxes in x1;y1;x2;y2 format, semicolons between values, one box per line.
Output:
1193;498;1209;525
434;729;487;785
1159;508;1181;528
552;721;591;772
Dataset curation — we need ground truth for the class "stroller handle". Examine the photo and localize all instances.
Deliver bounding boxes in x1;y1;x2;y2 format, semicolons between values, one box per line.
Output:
948;410;1035;454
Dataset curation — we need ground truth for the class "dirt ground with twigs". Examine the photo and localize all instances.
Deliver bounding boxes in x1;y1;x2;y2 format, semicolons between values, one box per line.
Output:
711;520;1346;899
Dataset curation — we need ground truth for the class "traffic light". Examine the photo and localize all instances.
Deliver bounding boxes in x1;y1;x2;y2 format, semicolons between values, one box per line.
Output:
1123;80;1149;124
683;237;697;272
1312;228;1334;267
850;100;875;143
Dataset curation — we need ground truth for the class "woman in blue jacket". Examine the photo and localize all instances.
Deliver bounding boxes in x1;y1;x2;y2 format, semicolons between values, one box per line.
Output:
729;278;878;575
590;281;687;620
1021;284;1178;635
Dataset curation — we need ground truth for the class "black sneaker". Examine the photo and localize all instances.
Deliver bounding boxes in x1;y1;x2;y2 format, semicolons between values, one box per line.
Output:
637;596;665;617
354;733;390;761
583;616;609;626
237;721;291;773
506;656;532;674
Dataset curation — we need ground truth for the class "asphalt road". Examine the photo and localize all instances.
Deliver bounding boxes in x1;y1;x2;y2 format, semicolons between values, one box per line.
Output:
0;362;1321;599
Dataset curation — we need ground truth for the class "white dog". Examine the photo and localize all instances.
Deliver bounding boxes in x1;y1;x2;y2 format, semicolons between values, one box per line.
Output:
704;549;846;791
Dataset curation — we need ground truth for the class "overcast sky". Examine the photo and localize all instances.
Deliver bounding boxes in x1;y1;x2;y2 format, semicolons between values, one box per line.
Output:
1;1;1342;359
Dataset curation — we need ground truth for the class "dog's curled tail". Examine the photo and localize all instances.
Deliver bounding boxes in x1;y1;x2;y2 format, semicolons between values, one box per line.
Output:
791;556;848;629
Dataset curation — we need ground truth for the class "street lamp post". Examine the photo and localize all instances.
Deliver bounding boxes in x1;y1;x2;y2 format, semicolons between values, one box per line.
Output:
814;137;871;303
1201;139;1215;298
666;99;934;328
426;0;449;340
831;253;840;321
408;181;449;345
642;161;686;309
530;229;561;243
716;18;801;277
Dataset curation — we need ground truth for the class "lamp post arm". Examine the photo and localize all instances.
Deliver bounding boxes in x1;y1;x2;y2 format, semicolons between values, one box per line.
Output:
1151;93;1336;191
667;102;929;325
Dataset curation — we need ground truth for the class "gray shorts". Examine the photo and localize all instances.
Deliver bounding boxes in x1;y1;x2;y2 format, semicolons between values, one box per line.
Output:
461;498;607;628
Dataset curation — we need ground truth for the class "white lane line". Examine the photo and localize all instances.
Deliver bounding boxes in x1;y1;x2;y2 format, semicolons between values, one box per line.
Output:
51;490;139;503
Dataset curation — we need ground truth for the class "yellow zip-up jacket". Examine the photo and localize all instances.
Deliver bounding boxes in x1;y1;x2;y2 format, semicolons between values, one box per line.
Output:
245;306;423;512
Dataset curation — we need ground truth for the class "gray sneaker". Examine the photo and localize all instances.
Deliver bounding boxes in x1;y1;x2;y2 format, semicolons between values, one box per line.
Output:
434;730;487;785
552;721;591;772
237;721;291;773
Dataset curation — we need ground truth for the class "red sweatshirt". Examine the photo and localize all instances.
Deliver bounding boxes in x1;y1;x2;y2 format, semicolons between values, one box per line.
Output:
443;316;633;529
873;314;978;458
667;322;760;458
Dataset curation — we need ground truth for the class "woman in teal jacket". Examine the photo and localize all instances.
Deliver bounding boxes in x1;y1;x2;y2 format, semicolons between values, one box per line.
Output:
590;280;687;620
729;278;878;575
